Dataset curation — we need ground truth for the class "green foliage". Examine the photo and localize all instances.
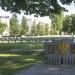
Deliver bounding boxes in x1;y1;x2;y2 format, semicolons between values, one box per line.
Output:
44;23;50;35
31;21;50;35
0;21;7;34
70;14;75;33
0;0;74;34
31;21;37;35
51;11;64;34
20;16;29;35
36;22;45;35
0;0;73;17
10;13;19;36
62;14;75;34
62;15;71;33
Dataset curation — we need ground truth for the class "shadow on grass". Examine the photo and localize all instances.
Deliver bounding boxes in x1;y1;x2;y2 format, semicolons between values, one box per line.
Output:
0;42;44;75
0;53;44;75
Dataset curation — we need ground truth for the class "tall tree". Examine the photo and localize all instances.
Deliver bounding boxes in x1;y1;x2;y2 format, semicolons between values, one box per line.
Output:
10;13;19;36
36;22;45;35
0;21;7;34
62;15;72;33
52;11;64;34
62;14;75;34
44;23;50;35
70;14;75;34
20;16;29;35
0;0;73;17
31;21;37;35
31;22;45;36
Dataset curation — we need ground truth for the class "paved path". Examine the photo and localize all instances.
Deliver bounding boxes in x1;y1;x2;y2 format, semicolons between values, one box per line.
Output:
14;63;75;75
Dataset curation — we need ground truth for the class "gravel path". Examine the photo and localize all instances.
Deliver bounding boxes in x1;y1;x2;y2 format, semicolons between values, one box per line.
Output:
14;63;75;75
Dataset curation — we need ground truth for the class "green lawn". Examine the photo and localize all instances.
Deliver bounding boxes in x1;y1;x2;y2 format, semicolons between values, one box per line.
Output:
0;42;44;50
0;42;44;75
0;54;44;75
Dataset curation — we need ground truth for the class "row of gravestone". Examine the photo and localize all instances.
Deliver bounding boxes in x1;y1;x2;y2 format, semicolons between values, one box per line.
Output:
0;37;74;42
0;37;49;42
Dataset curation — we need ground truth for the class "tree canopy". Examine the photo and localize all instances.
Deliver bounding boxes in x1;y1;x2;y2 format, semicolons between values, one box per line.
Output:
0;21;7;34
20;16;29;35
31;21;50;35
62;15;71;33
62;14;75;34
0;0;74;17
70;14;75;33
10;13;19;36
31;21;37;35
52;11;64;34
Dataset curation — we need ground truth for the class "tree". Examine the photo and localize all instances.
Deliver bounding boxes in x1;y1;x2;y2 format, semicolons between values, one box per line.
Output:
52;11;64;34
50;23;57;35
0;0;73;17
62;14;75;34
10;13;19;36
70;14;75;34
1;0;73;33
20;16;29;35
36;22;45;35
31;21;37;35
44;23;50;35
31;22;45;36
62;15;72;33
0;21;7;34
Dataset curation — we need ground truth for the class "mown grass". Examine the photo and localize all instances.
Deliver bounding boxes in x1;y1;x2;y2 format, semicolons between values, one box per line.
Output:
0;42;44;75
0;42;44;50
0;54;44;75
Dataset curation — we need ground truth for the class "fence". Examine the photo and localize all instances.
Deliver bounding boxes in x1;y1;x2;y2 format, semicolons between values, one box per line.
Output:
45;38;75;65
47;56;75;64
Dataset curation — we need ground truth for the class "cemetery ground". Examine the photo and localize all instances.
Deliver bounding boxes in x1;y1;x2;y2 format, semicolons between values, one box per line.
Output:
0;42;44;75
1;36;75;75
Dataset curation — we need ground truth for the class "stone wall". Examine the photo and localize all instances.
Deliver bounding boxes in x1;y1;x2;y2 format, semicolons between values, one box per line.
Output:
45;38;75;64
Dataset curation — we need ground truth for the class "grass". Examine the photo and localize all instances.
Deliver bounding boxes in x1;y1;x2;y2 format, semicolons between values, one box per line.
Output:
0;42;44;75
0;54;21;57
0;42;44;50
0;53;44;75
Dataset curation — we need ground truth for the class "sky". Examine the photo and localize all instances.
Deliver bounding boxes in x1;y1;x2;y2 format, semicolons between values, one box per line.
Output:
0;8;51;24
0;2;75;24
59;1;75;16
